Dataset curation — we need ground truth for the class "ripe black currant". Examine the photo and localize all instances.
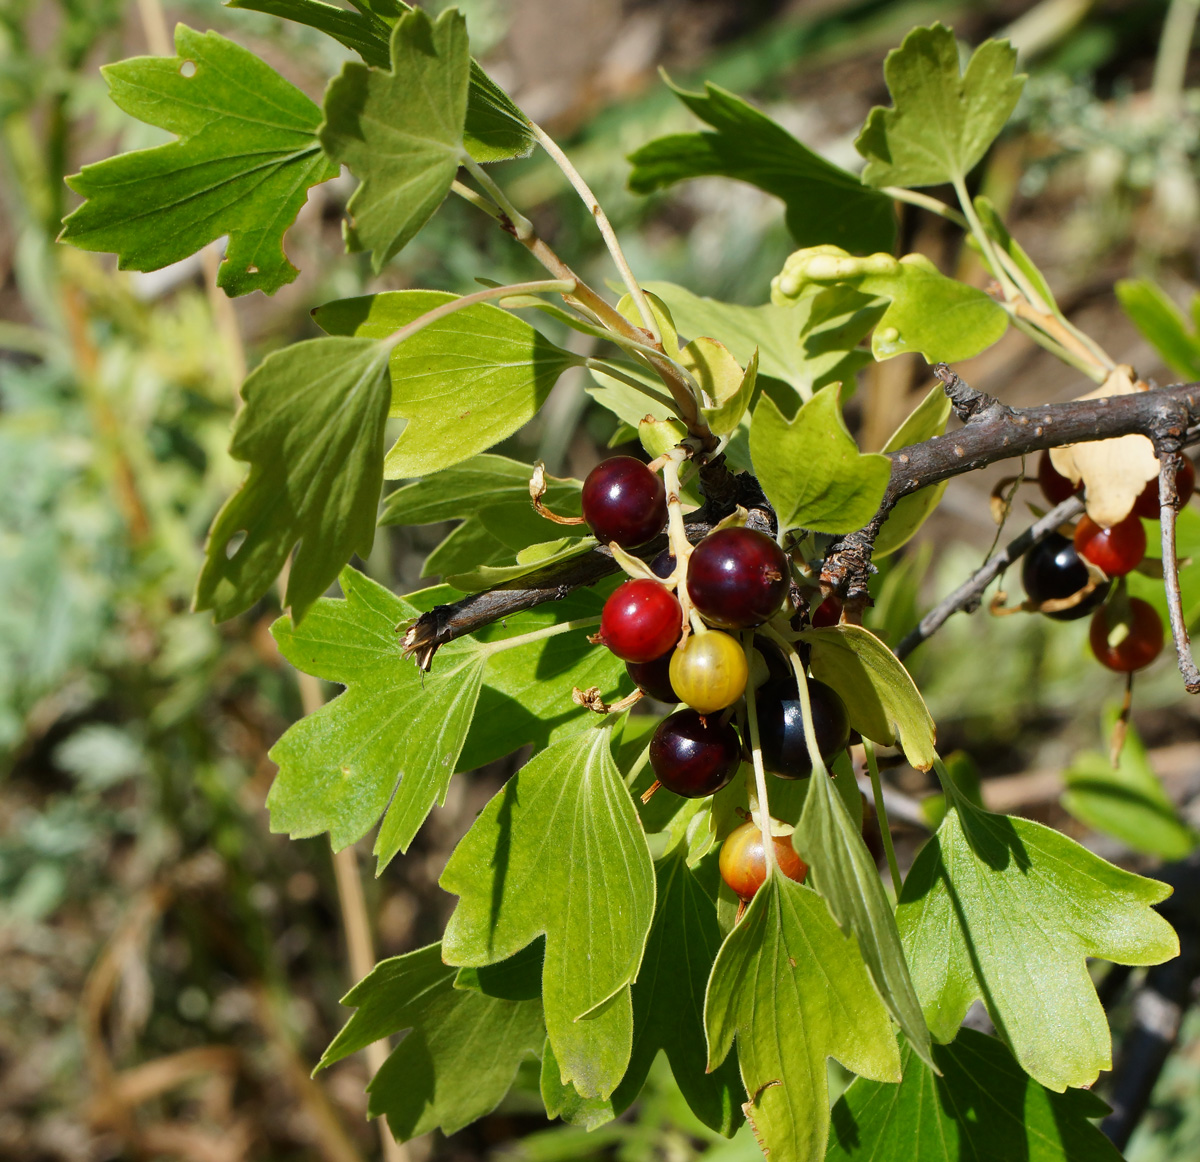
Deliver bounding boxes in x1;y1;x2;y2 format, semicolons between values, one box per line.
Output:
649;709;741;798
687;528;790;629
1021;533;1112;621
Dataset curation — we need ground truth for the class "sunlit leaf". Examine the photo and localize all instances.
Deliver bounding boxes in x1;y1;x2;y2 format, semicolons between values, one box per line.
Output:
60;26;338;296
897;795;1179;1090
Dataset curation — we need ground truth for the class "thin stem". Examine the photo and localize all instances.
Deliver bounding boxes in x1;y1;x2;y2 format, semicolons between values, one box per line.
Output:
1158;452;1200;692
584;358;676;409
883;186;968;228
480;615;600;656
451;178;505;222
1154;0;1200;114
864;740;902;897
531;122;661;343
741;634;776;877
382;279;575;350
459;153;534;239
1007;310;1108;383
1011;298;1114;375
952;174;1020;302
624;740;652;789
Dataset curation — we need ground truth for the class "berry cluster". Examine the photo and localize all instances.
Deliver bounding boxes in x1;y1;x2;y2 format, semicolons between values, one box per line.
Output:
1023;451;1192;673
580;455;854;901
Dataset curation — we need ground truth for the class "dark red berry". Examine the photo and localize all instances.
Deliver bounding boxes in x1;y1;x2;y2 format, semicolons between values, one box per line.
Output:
1021;533;1113;621
1037;451;1082;506
756;679;850;779
649;549;677;578
1074;513;1146;577
649;709;741;798
626;650;679;703
811;595;842;628
1132;458;1196;520
581;456;667;547
598;579;681;663
687;528;790;629
1089;598;1164;672
719;819;808;901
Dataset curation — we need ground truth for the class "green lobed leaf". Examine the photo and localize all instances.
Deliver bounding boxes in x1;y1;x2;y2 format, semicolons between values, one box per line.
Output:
799;623;936;770
704;876;901;1162
440;722;656;1099
628;81;895;253
378;454;582;578
269;568;623;867
749;385;891;534
773;246;1008;364
59;25;338;297
826;1029;1122;1162
318;943;543;1142
873;385;953;557
855;23;1025;189
1116;278;1200;380
315;291;582;478
229;0;534;161
1062;710;1197;860
194;337;391;623
319;7;469;271
540;1039;619;1130
610;847;744;1136
795;771;933;1070
897;795;1179;1090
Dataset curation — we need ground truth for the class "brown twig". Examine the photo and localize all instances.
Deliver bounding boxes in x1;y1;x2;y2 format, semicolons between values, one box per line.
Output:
896;494;1086;659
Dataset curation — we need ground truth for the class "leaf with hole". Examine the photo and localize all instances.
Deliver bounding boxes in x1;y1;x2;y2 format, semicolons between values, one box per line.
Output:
193;337;391;623
59;25;338;296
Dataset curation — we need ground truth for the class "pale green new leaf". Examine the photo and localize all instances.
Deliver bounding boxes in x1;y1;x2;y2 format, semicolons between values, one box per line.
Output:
318;943;543;1142
269;570;622;866
1062;711;1197;860
194;337;390;623
229;0;534;161
874;385;953;557
705;876;900;1162
799;623;936;770
609;848;744;1135
444;536;596;591
320;7;469;271
827;1029;1121;1162
749;385;891;534
628;81;895;253
897;797;1179;1090
773;246;1008;363
855;23;1025;189
1116;278;1200;380
704;349;757;436
441;723;655;1099
59;26;338;297
796;772;933;1069
315;291;581;477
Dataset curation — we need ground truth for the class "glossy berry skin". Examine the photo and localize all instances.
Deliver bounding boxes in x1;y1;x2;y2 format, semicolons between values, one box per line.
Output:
668;630;748;714
1089;598;1164;673
649;710;741;798
1021;533;1113;621
1074;513;1146;577
811;595;842;628
626;650;679;703
687;528;790;629
1037;451;1082;506
598;579;681;663
581;456;667;547
719;820;808;902
756;679;851;779
1132;459;1196;520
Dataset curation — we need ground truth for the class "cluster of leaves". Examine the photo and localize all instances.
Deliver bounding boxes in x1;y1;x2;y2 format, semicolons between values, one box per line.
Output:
57;7;1191;1162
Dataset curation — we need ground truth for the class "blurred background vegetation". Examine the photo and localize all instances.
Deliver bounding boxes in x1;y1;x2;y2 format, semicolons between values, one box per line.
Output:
4;0;1200;1159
